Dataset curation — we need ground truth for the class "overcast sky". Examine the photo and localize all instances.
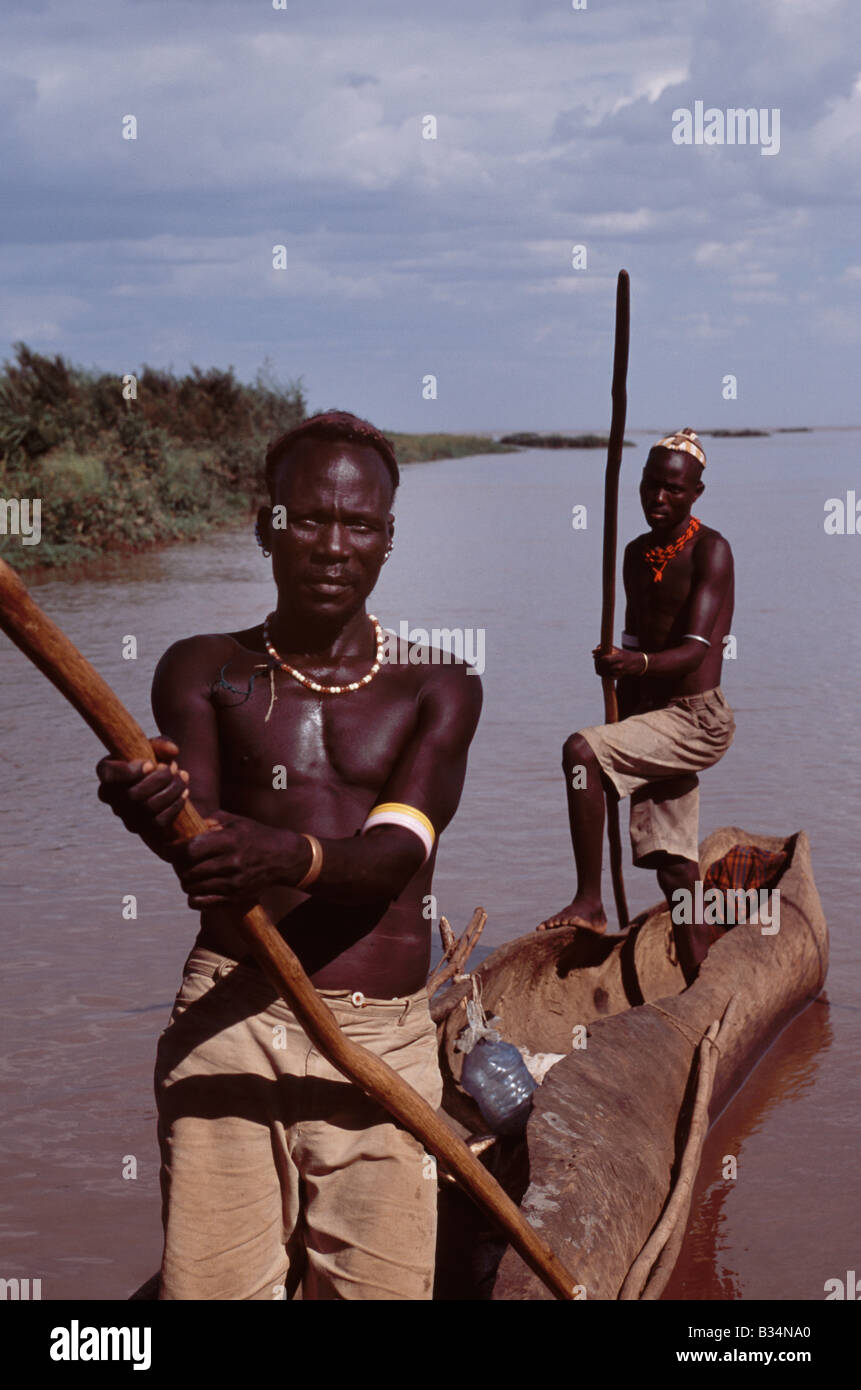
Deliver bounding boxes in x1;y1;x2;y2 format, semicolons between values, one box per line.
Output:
2;0;860;431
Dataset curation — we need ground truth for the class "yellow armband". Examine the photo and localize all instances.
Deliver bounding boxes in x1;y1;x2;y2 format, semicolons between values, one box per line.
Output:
361;802;436;863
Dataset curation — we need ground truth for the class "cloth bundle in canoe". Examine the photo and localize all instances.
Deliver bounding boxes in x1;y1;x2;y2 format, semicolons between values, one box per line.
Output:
701;842;788;943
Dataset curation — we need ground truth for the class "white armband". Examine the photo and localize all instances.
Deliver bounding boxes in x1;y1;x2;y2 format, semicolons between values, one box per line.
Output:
361;802;436;864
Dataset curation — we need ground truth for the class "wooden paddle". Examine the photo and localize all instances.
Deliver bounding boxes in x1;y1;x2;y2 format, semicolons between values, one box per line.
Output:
600;270;631;930
0;553;578;1301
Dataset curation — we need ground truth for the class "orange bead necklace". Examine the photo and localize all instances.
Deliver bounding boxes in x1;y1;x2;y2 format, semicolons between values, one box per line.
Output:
643;516;701;582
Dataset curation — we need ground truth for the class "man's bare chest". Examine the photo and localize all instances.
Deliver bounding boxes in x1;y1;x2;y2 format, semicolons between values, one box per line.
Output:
210;652;418;794
629;552;696;627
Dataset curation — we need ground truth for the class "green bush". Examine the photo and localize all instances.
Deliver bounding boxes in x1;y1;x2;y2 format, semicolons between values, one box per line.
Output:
0;343;306;470
0;345;306;569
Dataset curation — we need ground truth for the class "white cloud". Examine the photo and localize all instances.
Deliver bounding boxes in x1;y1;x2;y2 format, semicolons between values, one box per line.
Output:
695;241;754;270
609;67;689;117
578;210;658;235
813;306;861;343
0;293;89;342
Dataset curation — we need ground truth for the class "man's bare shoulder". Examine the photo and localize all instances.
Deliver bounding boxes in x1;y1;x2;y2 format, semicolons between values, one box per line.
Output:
407;647;483;722
694;525;733;563
626;532;650;554
153;631;256;688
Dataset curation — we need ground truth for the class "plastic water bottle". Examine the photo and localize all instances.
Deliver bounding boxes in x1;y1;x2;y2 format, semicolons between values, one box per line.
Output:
460;1036;537;1136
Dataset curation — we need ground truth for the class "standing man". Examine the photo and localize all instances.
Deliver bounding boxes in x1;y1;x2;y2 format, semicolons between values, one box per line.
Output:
97;411;482;1299
538;429;735;982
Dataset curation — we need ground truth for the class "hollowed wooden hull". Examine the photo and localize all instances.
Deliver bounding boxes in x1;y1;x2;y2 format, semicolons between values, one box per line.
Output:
434;827;828;1300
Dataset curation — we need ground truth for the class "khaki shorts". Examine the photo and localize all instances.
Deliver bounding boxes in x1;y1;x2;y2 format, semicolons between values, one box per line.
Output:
154;948;443;1301
578;687;735;865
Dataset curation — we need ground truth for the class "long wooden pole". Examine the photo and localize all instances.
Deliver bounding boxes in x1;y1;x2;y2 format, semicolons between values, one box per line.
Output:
600;270;631;930
0;555;578;1301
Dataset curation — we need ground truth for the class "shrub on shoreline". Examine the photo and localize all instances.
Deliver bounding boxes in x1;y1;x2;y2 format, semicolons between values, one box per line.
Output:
0;344;307;570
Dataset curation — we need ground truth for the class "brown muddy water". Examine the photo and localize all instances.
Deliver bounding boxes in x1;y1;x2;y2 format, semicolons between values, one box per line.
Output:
0;430;858;1300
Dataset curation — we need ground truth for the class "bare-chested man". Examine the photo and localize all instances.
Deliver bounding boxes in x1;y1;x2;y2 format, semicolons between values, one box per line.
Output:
97;411;482;1300
538;429;735;983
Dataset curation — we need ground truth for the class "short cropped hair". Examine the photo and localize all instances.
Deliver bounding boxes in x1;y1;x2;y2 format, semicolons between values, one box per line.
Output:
265;411;400;499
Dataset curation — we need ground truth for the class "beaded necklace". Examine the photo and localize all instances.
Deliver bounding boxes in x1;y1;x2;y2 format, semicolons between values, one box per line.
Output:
643;516;701;583
262;612;385;696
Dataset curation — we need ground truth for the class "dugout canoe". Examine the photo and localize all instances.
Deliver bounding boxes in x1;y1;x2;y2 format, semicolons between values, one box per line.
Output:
432;826;828;1300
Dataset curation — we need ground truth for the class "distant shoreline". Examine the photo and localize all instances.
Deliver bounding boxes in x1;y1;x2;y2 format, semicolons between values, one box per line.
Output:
385;432;514;464
700;427;811;438
0;429;515;576
499;431;635;449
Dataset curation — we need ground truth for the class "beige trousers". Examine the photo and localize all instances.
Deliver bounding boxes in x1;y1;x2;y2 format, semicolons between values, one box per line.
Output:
155;948;443;1301
579;687;735;864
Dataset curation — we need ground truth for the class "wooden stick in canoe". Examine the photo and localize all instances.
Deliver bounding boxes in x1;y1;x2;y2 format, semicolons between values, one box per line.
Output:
599;270;631;930
0;554;578;1301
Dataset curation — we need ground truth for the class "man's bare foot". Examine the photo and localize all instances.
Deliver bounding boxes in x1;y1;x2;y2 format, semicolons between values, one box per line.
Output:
536;900;608;933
